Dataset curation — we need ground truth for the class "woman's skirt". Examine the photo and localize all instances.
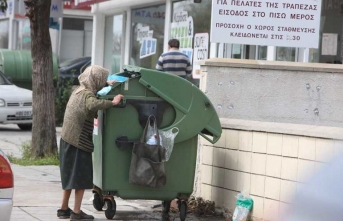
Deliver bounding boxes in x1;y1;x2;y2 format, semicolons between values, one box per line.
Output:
59;138;93;190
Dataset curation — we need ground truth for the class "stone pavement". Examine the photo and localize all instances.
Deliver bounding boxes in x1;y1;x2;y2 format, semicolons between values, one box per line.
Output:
0;125;226;221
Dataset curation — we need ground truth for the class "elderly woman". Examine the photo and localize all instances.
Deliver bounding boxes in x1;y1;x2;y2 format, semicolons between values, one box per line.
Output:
57;65;123;220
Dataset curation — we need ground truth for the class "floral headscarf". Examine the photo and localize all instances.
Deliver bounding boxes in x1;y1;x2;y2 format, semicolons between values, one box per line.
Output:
75;65;109;94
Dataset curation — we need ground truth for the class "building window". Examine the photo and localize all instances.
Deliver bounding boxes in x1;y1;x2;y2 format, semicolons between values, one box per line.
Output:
130;5;166;69
0;19;9;49
276;47;296;62
104;14;123;73
258;46;267;60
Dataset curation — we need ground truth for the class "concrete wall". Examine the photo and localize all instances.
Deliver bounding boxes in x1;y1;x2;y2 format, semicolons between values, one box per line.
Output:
197;59;343;220
200;59;343;128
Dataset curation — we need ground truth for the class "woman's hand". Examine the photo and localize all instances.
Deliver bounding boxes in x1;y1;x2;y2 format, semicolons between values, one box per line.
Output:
107;80;117;86
112;94;124;105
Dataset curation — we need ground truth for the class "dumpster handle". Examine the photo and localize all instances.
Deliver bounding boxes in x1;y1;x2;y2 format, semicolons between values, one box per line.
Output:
115;136;137;150
199;132;220;144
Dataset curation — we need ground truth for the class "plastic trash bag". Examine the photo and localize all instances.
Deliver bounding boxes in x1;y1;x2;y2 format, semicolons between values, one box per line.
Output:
159;128;179;161
232;191;254;221
97;85;112;96
107;74;128;82
97;75;128;96
146;120;179;161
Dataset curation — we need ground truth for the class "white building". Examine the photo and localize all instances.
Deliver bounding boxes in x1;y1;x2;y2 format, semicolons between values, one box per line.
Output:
0;0;94;62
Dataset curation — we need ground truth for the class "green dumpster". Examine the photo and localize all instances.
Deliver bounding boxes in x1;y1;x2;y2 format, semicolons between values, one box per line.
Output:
0;49;58;90
92;65;222;220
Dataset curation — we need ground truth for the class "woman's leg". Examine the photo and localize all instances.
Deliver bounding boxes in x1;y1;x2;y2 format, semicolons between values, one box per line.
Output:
61;189;72;209
73;189;85;214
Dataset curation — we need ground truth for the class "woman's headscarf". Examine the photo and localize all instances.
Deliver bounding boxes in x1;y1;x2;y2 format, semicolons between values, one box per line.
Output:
75;65;109;94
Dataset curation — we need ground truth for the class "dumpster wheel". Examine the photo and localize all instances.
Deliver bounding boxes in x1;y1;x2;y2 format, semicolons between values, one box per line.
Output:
179;201;187;221
92;192;104;211
162;200;171;214
104;198;116;219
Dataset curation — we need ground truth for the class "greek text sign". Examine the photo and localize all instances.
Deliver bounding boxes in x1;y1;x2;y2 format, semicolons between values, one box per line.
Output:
211;0;322;48
140;38;157;59
193;33;209;79
171;10;194;62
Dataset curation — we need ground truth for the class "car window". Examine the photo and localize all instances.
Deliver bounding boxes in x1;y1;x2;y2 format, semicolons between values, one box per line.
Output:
59;57;90;68
0;71;12;85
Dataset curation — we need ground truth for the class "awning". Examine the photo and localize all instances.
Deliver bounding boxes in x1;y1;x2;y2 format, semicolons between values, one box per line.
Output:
65;0;109;10
91;0;165;14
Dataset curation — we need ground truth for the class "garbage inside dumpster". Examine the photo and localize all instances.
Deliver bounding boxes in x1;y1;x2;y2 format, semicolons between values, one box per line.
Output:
232;191;254;221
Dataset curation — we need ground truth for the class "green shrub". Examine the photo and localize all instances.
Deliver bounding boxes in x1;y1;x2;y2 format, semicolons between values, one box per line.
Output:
7;142;59;166
55;77;74;126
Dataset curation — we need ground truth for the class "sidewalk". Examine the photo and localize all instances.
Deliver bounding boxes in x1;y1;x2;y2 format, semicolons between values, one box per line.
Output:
0;125;225;221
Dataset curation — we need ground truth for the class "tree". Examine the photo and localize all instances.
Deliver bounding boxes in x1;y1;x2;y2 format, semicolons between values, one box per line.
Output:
22;0;58;157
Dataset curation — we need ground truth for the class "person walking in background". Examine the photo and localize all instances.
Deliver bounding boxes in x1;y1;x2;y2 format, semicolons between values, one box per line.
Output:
57;65;123;220
156;39;193;79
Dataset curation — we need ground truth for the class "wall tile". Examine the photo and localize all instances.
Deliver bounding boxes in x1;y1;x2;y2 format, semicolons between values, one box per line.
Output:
236;172;251;192
267;133;282;156
251;153;267;175
226;130;239;150
333;140;343;156
201;184;212;201
223;189;238;210
263;199;280;221
296;182;306;196
250;195;264;219
202;146;214;165
212;167;225;188
266;155;282;178
334;140;343;156
282;135;299;158
214;129;226;148
201;165;213;185
280;180;296;203
279;203;292;220
239;131;253;151
265;177;281;200
212;187;224;206
237;151;252;173
297;159;316;183
224;170;238;191
281;157;298;181
250;174;265;197
315;161;326;174
316;138;334;163
225;149;238;170
298;137;316;160
200;137;213;146
253;132;268;153
213;147;226;167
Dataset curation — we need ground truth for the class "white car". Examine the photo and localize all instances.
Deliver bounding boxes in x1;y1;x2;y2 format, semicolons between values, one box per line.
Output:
0;71;32;130
0;149;14;221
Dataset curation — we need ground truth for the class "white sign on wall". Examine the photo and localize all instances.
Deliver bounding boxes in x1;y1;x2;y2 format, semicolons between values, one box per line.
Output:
171;10;194;62
193;33;209;79
137;25;153;43
140;38;157;59
50;0;63;18
211;0;322;48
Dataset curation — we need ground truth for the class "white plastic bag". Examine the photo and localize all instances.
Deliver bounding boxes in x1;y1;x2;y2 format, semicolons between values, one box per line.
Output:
159;127;179;161
146;120;179;161
232;191;254;221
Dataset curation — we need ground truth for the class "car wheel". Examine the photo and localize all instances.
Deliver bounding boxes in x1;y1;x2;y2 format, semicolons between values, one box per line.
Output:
17;124;32;131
